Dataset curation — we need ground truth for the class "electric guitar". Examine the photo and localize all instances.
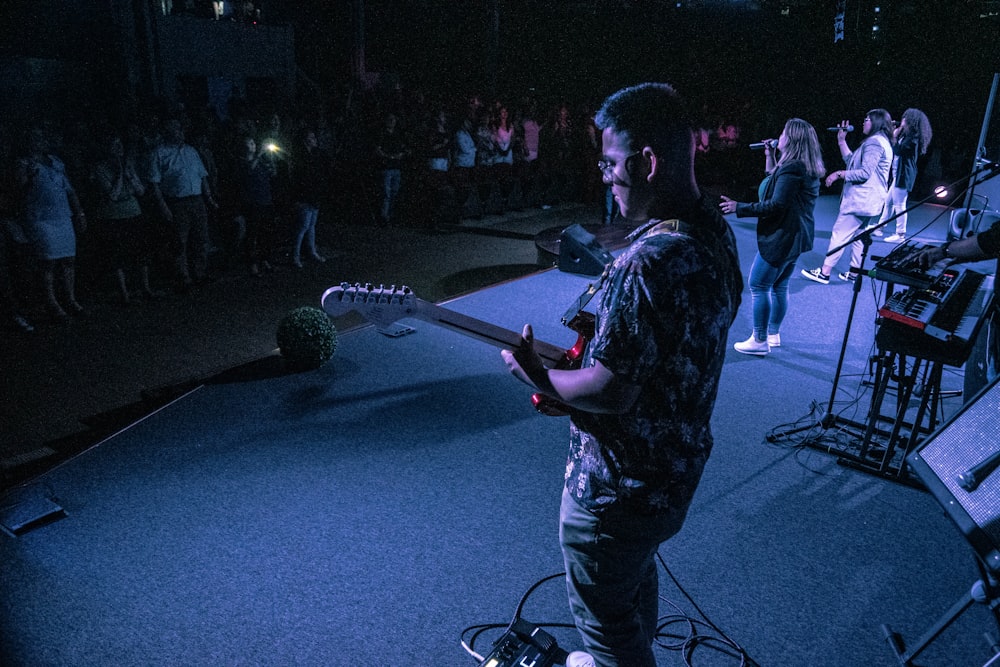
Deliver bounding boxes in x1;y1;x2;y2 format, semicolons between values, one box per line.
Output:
320;282;594;415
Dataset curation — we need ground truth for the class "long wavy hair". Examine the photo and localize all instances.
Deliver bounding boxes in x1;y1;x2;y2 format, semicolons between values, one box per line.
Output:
865;109;894;142
900;108;933;155
778;118;825;179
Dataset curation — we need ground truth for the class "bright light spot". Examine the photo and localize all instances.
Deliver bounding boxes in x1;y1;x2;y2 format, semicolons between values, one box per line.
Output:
934;185;950;199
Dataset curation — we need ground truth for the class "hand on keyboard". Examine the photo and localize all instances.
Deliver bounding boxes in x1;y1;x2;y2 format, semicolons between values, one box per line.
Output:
911;245;947;270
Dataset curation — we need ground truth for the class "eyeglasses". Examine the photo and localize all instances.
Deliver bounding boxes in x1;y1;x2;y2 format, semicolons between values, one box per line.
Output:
597;150;642;180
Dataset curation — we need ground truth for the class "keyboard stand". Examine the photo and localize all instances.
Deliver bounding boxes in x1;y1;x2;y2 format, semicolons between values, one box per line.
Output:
847;349;946;480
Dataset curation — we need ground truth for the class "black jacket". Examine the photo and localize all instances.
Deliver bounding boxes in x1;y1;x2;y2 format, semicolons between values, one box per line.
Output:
736;160;819;265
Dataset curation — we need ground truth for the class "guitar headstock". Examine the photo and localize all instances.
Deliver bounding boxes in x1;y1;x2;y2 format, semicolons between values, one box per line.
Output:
321;282;419;327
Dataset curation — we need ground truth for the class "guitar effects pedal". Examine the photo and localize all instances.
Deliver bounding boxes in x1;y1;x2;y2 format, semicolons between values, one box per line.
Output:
478;618;567;667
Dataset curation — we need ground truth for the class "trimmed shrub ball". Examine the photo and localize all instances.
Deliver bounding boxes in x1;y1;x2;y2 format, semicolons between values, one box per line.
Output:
276;306;338;369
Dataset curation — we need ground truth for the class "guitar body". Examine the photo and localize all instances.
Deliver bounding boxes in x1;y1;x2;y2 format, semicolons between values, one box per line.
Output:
531;311;594;416
322;282;592;416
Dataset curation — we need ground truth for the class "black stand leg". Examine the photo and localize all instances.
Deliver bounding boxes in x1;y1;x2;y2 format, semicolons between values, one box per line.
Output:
882;559;1000;666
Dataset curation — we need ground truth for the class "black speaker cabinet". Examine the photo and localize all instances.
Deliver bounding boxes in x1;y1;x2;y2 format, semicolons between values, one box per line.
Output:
908;375;1000;572
558;224;614;276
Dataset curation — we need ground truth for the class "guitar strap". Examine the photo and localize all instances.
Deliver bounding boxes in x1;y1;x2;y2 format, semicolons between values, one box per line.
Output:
560;218;688;325
561;263;611;325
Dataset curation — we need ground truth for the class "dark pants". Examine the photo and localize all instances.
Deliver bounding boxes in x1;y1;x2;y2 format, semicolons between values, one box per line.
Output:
560;488;689;666
165;196;209;284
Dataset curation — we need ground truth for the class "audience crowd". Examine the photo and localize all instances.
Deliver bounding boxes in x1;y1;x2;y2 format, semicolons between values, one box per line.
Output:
0;85;638;333
2;79;910;336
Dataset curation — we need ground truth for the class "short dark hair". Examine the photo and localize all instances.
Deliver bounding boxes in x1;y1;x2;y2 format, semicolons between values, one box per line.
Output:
594;83;693;155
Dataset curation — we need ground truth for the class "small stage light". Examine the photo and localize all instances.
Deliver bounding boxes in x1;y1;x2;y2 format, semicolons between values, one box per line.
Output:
934;185;950;199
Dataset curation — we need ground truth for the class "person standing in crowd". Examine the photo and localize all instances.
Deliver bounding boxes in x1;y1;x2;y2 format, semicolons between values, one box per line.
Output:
15;126;87;319
451;112;478;216
424;107;451;183
472;107;499;212
501;83;742;667
801;109;893;284
258;111;292;218
290;128;328;268
1;125;34;332
720;118;824;355
514;99;541;207
540;101;574;206
148;118;218;292
231;134;278;276
374;112;408;226
873;108;932;244
89;128;161;305
490;103;515;209
422;107;452;226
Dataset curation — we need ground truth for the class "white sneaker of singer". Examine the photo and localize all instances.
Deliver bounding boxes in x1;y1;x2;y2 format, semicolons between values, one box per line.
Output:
734;335;770;356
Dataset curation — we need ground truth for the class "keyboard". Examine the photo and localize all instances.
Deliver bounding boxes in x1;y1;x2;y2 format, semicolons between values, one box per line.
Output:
877;269;996;366
870;241;944;289
925;272;994;345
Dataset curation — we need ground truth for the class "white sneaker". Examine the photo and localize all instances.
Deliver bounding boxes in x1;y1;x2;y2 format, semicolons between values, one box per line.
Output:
767;333;781;347
565;651;597;667
734;335;770;356
883;233;906;243
871;227;884;237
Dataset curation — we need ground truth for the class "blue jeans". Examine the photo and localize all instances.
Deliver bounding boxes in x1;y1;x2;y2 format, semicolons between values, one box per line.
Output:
748;253;796;341
559;488;687;667
293;203;319;262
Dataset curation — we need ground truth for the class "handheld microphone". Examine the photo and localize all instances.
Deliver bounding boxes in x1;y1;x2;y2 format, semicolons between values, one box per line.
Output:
827;125;854;132
749;140;778;151
957;449;1000;492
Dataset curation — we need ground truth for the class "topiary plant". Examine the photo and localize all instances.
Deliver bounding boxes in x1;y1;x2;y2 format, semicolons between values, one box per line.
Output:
276;306;338;370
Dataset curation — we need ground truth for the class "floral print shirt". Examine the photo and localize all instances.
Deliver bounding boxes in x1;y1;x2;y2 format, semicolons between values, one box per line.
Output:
565;197;743;515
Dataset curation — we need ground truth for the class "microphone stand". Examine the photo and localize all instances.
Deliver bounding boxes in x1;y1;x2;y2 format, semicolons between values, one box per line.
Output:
767;219;880;443
815;222;877;431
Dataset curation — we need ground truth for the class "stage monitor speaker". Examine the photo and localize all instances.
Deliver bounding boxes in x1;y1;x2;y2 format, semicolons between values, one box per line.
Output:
558;224;614;276
908;374;1000;572
948;207;1000;241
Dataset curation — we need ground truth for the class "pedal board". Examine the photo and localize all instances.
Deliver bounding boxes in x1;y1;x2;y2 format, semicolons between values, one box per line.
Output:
479;618;567;667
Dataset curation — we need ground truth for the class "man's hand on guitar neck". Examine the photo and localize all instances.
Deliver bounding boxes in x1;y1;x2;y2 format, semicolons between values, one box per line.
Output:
502;324;549;390
501;324;641;415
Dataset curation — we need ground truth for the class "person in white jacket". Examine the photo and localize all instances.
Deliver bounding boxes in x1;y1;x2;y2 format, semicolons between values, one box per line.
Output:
801;108;893;284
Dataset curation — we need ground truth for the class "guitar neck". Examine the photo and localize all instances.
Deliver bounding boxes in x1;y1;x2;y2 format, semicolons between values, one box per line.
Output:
412;299;568;367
